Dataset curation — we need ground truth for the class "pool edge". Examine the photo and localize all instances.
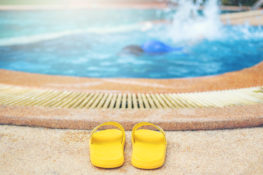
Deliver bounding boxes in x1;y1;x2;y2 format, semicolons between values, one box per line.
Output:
0;61;262;93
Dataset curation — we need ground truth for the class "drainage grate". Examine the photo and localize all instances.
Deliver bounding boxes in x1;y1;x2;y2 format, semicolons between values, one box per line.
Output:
0;84;263;109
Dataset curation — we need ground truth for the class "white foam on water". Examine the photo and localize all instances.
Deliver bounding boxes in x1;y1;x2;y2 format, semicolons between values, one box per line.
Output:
0;30;84;47
232;24;263;40
0;24;141;47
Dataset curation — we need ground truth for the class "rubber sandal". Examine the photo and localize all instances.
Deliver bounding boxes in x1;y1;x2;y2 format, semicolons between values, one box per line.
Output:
89;121;125;168
131;122;167;169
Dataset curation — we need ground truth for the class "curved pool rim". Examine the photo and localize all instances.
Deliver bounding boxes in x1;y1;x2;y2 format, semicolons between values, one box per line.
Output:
0;61;263;131
0;61;263;93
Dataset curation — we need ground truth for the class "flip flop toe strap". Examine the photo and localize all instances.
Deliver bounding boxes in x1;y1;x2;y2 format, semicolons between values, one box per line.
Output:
132;122;166;144
90;121;125;144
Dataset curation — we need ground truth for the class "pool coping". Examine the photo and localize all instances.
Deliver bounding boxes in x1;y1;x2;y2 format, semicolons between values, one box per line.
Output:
0;104;263;130
1;61;263;93
0;61;263;130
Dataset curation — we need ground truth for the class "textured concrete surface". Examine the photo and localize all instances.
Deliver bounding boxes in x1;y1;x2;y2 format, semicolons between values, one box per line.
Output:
221;9;263;26
1;61;263;94
1;104;263;130
0;125;263;175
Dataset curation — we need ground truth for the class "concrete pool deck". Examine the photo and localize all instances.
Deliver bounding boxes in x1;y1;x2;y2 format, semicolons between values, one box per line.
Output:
221;9;263;26
0;125;263;175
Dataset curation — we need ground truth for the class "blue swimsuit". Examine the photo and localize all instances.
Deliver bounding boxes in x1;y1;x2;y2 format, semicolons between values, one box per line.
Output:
141;40;183;54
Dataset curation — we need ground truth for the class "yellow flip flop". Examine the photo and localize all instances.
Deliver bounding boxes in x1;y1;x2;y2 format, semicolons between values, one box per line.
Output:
89;121;125;168
131;122;167;169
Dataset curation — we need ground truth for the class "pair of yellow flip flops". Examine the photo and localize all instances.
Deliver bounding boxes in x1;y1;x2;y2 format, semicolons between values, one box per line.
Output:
89;121;167;169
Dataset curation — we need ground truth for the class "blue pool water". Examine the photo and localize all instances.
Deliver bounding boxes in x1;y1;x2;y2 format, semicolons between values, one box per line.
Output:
0;9;263;78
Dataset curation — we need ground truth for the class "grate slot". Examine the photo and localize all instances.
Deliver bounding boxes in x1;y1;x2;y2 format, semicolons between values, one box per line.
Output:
115;94;122;109
127;93;132;109
83;93;100;108
76;93;94;108
43;91;74;107
102;93;113;109
61;92;85;108
70;93;91;109
22;90;56;106
97;93;109;108
137;94;144;109
159;94;174;108
146;94;157;109
90;93;104;109
121;94;127;109
141;94;150;109
166;94;185;108
108;94;118;109
151;94;163;108
132;94;138;109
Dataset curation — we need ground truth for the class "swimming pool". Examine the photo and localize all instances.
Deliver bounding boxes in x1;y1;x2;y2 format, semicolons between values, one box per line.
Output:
0;9;263;78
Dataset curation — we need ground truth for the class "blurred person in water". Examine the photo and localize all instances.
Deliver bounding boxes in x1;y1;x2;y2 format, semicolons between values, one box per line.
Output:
119;40;183;56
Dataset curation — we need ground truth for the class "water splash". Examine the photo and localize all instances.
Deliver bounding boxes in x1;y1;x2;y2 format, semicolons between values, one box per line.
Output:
164;0;263;44
166;0;223;43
